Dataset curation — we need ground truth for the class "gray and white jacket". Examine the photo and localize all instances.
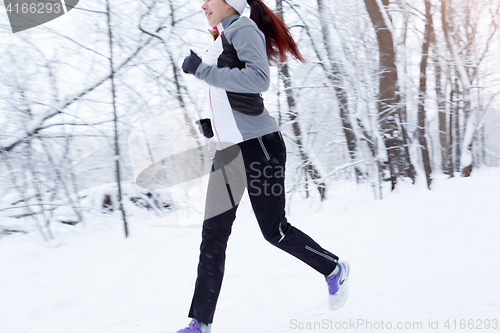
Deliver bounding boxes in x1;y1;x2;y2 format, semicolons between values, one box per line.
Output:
195;14;280;147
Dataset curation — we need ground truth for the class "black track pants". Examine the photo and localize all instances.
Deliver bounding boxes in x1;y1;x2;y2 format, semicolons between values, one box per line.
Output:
188;131;338;324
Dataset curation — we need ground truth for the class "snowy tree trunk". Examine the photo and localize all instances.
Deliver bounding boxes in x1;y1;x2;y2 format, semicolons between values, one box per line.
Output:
277;0;326;199
453;78;461;172
316;0;360;179
363;0;415;190
448;88;455;177
393;0;416;185
167;2;202;143
434;60;449;174
279;63;326;200
417;0;433;189
106;0;129;237
441;0;477;177
429;1;449;175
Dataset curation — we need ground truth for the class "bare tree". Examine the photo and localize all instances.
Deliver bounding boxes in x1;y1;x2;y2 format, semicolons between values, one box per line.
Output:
276;0;327;200
363;0;416;189
316;0;360;179
0;0;174;239
440;0;500;176
417;0;433;188
106;0;129;237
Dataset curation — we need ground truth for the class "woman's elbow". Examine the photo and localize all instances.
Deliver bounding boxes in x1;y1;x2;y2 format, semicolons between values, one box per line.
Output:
256;71;270;92
260;79;270;92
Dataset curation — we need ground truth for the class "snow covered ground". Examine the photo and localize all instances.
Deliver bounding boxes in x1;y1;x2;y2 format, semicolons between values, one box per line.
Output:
1;168;500;333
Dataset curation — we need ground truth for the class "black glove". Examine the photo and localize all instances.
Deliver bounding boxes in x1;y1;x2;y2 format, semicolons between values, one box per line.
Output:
195;118;214;139
182;50;202;75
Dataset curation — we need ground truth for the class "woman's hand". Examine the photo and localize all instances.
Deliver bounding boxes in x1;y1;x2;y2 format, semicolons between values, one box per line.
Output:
182;50;202;75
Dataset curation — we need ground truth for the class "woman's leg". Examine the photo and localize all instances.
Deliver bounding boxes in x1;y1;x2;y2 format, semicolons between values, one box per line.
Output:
240;132;339;276
187;206;236;324
188;145;246;324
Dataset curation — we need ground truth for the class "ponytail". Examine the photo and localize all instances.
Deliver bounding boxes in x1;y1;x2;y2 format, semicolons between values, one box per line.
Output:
247;0;305;64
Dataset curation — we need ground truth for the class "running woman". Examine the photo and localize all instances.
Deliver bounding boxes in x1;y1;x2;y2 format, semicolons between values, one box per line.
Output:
176;0;350;332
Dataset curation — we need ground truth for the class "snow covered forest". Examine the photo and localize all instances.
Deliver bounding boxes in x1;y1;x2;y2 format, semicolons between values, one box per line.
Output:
1;0;500;332
1;0;500;238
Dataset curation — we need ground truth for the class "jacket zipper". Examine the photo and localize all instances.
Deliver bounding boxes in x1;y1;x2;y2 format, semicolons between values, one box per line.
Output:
258;137;271;160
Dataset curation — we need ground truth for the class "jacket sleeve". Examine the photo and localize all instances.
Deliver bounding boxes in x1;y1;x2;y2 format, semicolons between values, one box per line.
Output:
194;26;270;94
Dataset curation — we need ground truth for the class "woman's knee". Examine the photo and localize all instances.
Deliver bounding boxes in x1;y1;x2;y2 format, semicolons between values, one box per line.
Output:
261;224;287;246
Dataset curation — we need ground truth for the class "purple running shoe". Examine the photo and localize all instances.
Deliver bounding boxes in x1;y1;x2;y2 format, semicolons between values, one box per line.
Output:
325;261;350;310
175;319;211;333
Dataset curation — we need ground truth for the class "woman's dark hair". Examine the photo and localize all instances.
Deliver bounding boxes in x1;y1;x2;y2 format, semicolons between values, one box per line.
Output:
247;0;305;64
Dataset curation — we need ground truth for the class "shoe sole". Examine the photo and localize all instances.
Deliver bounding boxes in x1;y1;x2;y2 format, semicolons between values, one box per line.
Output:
328;262;350;311
329;282;349;310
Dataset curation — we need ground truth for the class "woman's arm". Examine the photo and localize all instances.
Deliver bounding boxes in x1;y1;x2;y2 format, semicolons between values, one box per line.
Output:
195;25;270;94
